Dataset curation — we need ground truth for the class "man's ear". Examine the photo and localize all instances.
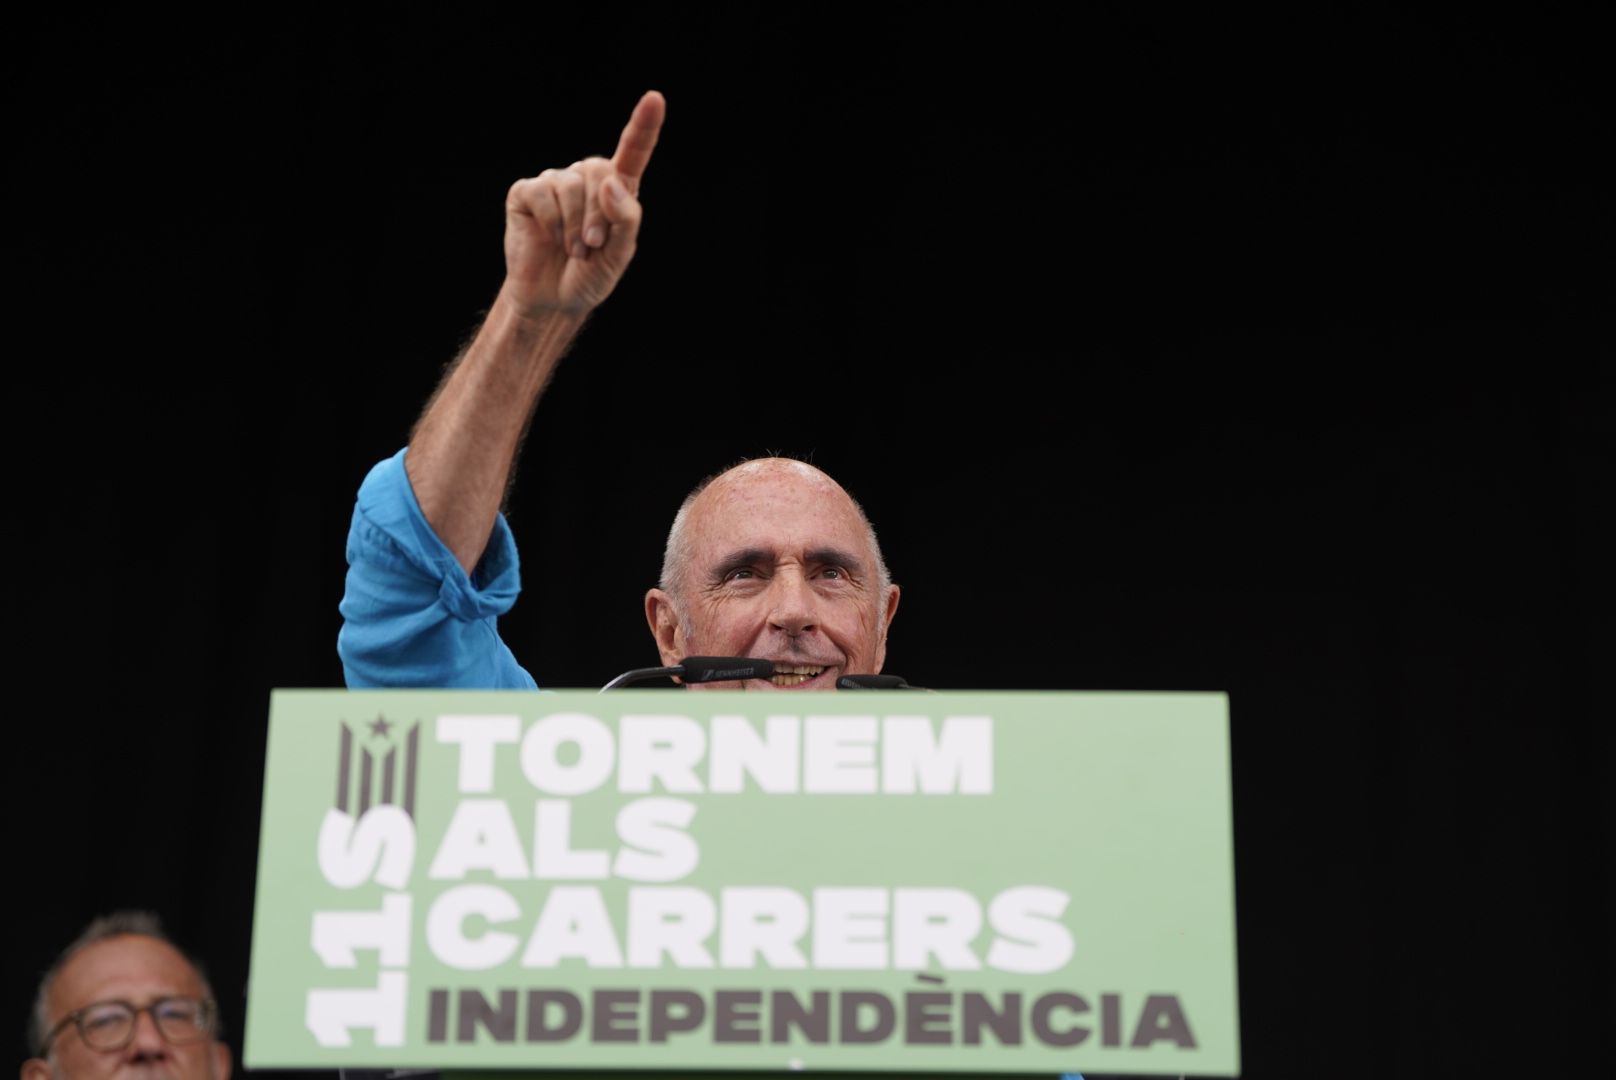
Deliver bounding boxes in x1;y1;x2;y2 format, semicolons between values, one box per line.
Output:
873;584;901;672
211;1039;232;1080
644;588;686;668
22;1057;51;1080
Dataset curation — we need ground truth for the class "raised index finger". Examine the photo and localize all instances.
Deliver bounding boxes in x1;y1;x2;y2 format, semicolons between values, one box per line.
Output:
610;90;666;192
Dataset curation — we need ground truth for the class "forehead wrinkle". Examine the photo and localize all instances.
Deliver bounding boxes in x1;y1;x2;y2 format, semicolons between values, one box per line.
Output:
704;543;869;582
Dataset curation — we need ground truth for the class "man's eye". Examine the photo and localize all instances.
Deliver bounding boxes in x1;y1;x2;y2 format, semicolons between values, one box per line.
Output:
155;1000;202;1024
725;568;756;581
81;1006;129;1032
820;567;844;580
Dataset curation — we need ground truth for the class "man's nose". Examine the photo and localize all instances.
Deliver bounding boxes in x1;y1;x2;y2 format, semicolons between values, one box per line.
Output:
767;570;820;636
126;1009;169;1059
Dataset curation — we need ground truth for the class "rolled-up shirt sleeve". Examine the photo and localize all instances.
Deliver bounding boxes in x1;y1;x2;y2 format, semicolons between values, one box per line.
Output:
338;448;538;689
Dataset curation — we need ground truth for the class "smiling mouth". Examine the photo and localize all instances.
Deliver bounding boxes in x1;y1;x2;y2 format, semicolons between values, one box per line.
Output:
767;664;829;688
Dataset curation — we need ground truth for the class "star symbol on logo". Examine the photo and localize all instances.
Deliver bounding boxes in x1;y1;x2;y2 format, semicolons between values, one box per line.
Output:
368;715;393;739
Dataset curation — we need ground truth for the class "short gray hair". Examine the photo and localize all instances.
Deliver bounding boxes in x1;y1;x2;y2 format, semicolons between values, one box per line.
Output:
30;912;219;1056
658;460;894;608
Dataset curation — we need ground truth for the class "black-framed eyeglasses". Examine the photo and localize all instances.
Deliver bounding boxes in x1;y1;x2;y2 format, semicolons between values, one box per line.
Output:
38;996;216;1056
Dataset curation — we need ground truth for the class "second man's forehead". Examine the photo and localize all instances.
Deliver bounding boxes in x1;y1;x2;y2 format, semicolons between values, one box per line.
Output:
52;936;206;1007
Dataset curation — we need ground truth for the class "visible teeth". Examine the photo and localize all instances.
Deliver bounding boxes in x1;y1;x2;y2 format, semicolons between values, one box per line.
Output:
769;666;825;686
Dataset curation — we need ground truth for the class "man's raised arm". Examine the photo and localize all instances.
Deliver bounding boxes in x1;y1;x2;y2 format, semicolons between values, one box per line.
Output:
410;90;665;572
338;92;664;689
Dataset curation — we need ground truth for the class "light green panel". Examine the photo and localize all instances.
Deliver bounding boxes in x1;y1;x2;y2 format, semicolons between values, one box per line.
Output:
247;690;1238;1075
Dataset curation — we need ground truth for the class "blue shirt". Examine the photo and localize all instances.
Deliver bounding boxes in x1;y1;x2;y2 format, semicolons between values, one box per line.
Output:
338;448;536;689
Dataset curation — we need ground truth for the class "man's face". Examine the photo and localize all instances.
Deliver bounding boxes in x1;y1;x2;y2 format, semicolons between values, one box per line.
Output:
23;935;230;1080
646;460;899;690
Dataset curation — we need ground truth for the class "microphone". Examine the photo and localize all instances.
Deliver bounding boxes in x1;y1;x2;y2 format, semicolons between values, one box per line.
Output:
837;674;920;690
680;656;776;683
601;656;774;690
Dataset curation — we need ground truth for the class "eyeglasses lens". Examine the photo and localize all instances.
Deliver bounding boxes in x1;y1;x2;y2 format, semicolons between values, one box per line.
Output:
77;999;211;1050
154;999;209;1041
80;1004;134;1049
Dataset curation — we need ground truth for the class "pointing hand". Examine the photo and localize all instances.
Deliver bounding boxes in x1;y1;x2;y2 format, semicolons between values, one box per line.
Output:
502;90;666;317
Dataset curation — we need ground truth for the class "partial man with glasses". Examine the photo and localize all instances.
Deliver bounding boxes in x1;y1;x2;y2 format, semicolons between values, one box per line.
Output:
21;913;228;1080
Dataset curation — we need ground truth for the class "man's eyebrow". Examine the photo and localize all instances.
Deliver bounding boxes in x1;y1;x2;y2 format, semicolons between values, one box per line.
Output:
706;546;869;580
805;547;868;576
708;547;773;581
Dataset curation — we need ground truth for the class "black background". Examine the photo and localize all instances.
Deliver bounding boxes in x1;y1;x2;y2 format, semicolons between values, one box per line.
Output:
10;7;1607;1078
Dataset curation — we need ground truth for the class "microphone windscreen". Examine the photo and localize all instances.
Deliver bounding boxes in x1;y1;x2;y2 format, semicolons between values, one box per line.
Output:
679;656;776;683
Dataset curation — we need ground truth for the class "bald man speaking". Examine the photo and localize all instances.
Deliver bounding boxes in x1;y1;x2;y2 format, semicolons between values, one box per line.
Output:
338;92;899;691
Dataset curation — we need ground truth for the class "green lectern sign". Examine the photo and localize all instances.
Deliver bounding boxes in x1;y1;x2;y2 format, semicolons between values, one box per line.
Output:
247;690;1238;1075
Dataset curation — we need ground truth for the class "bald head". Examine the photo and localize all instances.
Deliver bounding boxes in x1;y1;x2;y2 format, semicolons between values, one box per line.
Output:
646;458;899;689
660;459;891;600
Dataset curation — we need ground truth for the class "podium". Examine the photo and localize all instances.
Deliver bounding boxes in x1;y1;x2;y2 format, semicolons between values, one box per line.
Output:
246;690;1239;1076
